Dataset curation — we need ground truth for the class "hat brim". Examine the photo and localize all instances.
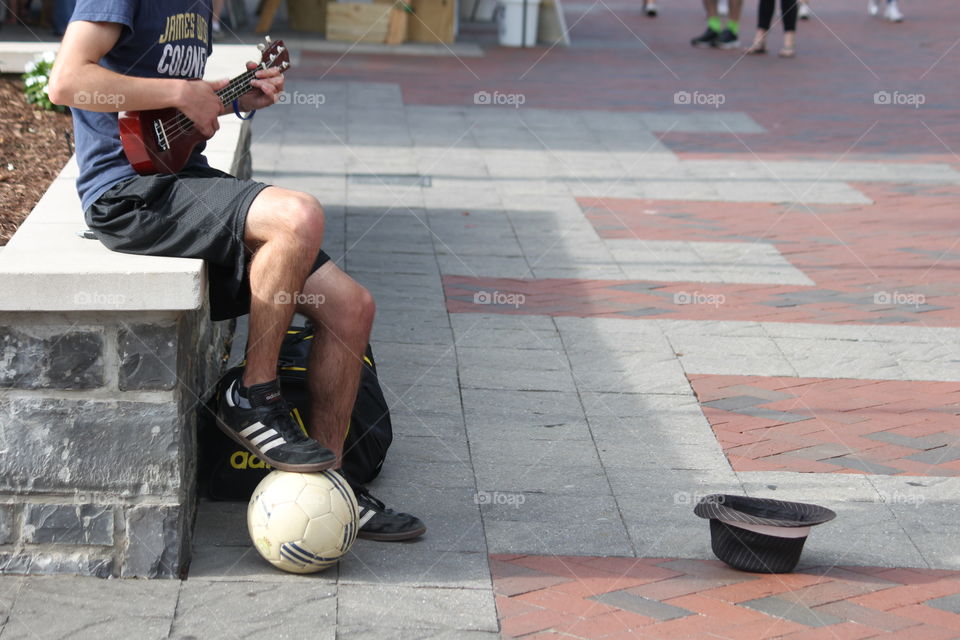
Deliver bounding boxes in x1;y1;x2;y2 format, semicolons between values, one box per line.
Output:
694;494;836;528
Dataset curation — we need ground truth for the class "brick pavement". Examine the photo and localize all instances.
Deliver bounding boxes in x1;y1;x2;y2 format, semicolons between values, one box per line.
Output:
493;556;960;639
690;375;960;476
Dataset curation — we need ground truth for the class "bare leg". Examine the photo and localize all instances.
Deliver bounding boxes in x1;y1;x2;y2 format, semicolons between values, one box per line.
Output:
728;0;743;21
297;262;375;464
703;0;719;19
243;187;325;387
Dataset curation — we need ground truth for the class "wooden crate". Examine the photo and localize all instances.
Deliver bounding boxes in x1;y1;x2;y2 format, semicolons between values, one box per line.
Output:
288;0;328;33
385;8;409;44
407;0;455;44
326;2;394;43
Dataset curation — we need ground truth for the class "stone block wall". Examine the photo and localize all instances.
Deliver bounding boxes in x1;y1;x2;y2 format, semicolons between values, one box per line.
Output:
0;306;232;578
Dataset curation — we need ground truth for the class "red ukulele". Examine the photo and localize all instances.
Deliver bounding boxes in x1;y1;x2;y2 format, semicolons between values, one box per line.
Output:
119;37;290;176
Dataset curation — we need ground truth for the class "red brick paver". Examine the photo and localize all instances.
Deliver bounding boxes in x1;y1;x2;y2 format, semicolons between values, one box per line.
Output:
689;375;960;476
493;555;960;638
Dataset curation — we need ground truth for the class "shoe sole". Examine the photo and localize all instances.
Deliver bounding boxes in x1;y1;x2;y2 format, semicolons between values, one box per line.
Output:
214;413;336;473
692;41;716;48
358;524;428;542
717;41;740;50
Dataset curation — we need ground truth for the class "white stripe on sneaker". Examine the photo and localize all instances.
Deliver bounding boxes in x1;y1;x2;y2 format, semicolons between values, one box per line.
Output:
358;509;377;527
259;435;286;453
250;429;280;446
239;422;267;438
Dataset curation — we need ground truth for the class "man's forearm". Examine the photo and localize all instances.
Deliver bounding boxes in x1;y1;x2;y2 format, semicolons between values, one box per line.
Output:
49;61;190;112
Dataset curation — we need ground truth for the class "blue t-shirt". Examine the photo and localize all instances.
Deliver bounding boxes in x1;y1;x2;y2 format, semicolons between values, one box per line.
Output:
70;0;213;211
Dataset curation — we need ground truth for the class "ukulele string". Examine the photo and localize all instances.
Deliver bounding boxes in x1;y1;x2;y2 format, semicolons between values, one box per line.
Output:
160;68;262;142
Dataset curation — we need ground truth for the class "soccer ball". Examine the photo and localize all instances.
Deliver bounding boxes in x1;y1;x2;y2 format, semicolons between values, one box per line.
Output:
247;470;359;573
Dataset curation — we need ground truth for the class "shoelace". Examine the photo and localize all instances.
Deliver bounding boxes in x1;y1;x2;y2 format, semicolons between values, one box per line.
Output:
263;400;309;443
354;487;385;511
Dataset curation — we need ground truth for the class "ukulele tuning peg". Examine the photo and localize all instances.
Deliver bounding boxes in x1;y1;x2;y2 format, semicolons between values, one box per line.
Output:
278;46;286;54
269;53;277;62
281;61;290;70
265;35;272;43
257;43;266;52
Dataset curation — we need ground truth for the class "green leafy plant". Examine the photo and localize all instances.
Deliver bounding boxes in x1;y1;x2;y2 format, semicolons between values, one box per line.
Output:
22;52;66;113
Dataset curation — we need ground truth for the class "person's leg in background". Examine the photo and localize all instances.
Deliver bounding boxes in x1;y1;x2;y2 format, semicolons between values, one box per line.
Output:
798;0;810;20
212;0;225;37
5;0;25;24
745;0;774;53
779;0;798;57
870;0;903;21
692;0;742;49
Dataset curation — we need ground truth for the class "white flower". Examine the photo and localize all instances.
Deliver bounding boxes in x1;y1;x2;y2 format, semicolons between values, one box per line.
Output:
25;75;42;86
42;84;49;94
24;60;37;73
41;51;57;64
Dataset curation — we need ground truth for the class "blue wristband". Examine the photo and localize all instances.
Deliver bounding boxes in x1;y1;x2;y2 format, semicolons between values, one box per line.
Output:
232;99;256;120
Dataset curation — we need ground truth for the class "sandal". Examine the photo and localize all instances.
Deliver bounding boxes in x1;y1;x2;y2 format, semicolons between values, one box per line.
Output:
778;46;796;58
745;42;767;54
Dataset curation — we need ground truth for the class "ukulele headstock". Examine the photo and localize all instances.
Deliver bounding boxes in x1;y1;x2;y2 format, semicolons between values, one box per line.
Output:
256;36;290;72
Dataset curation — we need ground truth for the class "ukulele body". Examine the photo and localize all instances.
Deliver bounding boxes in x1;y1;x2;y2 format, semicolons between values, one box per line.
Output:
119;108;206;176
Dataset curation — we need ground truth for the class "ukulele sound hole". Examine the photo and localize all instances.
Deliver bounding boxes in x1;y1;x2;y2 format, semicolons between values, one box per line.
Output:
153;119;170;152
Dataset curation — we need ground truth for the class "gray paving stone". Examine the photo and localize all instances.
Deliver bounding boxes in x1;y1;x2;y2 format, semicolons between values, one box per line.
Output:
479;493;620;524
340;543;490;589
2;576;178;640
171;581;336;640
0;577;22;628
668;335;797;377
356;484;487;553
590;590;694;620
821;456;901;475
337;584;498;632
887;501;960;569
926;594;960;614
193;501;249;547
187;544;340;583
473;461;611;496
483;518;633;557
905;446;960;465
375;461;477;489
470;438;601;468
742;596;846;627
462;388;585;422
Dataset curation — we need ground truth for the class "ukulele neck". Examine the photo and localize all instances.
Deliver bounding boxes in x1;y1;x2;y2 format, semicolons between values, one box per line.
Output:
215;68;258;109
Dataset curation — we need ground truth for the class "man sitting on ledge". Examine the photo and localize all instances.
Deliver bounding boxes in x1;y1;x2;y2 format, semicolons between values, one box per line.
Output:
49;0;424;541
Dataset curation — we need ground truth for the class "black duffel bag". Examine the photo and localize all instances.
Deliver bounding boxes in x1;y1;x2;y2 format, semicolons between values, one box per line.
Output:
199;325;393;501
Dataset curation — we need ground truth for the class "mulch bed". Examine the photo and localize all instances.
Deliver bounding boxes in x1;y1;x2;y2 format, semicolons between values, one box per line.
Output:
0;74;74;246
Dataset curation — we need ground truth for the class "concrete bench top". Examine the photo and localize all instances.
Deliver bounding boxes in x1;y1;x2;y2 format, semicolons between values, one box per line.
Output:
0;44;256;312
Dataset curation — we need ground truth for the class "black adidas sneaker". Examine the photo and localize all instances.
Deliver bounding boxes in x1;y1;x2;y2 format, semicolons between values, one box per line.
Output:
216;368;336;473
353;486;426;542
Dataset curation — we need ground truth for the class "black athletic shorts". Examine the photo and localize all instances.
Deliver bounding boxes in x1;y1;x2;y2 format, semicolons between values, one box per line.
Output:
85;166;330;321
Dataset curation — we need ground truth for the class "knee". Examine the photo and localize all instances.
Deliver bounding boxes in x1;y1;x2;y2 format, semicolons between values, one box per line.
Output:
307;280;375;341
278;192;325;251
